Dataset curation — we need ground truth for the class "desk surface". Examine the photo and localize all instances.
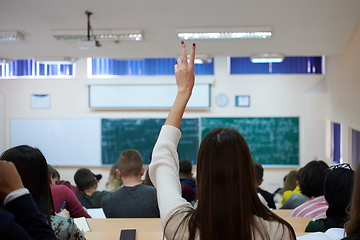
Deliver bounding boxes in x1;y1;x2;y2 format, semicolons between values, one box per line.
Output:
85;217;310;239
273;209;293;217
87;218;162;232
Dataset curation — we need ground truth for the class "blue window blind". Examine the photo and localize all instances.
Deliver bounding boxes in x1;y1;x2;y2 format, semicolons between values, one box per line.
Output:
0;59;74;78
351;129;360;169
230;56;323;74
91;58;214;76
331;122;341;164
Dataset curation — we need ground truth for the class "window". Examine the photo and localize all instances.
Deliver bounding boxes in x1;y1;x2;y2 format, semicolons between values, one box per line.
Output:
89;58;214;77
0;59;74;78
351;128;360;168
331;122;341;163
230;56;323;74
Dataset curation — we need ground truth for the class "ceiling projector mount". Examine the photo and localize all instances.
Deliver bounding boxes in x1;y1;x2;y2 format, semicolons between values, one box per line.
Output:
76;11;102;50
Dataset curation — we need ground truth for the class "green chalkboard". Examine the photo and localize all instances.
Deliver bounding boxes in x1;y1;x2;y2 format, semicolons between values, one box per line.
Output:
101;118;199;165
201;117;299;165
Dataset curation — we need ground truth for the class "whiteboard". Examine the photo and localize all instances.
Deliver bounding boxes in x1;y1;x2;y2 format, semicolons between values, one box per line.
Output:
10;118;101;166
89;84;210;109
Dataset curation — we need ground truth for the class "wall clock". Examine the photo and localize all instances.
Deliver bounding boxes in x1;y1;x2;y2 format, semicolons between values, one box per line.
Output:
215;93;229;107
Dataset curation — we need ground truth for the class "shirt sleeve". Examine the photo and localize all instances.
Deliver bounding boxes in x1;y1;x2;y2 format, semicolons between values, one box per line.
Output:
4;188;30;205
149;125;192;227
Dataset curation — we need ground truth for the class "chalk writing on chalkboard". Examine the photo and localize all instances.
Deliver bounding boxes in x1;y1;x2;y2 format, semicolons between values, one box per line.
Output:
201;117;299;165
101;118;199;165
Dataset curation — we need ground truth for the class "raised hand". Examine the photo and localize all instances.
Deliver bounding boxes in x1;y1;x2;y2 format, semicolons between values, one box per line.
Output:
0;160;24;199
174;41;196;97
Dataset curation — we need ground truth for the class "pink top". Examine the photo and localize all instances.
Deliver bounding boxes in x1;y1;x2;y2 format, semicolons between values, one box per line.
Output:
50;184;91;218
289;195;328;218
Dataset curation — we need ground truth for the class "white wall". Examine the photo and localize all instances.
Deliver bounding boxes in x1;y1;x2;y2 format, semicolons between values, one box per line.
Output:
0;54;337;193
326;23;360;164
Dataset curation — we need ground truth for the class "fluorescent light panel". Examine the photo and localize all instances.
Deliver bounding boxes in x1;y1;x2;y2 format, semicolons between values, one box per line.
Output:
51;29;143;41
177;27;272;40
0;31;24;42
250;53;284;63
35;56;77;64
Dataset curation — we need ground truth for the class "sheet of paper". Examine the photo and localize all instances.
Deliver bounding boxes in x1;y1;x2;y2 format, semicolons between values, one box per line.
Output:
87;208;106;219
74;217;91;232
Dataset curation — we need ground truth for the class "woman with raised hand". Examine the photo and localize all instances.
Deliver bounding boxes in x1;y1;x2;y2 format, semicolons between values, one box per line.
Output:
149;41;296;240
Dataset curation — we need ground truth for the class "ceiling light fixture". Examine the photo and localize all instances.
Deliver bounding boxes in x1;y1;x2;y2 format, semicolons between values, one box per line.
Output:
35;56;77;64
177;27;272;40
51;29;143;42
250;53;284;63
0;31;24;42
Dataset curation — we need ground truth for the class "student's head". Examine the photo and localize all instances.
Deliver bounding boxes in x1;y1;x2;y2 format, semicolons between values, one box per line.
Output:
0;145;54;217
280;170;297;195
300;160;329;198
106;162;122;191
143;169;154;187
296;167;304;186
179;159;193;179
324;166;354;229
345;164;360;238
74;168;98;191
117;149;144;178
253;161;264;187
186;127;295;239
47;164;60;184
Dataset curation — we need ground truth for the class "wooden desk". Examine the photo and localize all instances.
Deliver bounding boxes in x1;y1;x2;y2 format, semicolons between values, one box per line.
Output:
282;217;311;232
85;231;163;240
87;218;162;232
273;209;293;217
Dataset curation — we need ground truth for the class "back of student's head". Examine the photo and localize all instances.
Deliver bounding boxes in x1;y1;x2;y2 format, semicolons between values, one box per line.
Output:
47;164;60;183
345;164;360;239
0;145;54;217
74;168;96;191
118;149;143;177
253;161;264;184
193;127;295;240
179;159;192;177
296;167;304;184
300;160;329;198
324;166;354;229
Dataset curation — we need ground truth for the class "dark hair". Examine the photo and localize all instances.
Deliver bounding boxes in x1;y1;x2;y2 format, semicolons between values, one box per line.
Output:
47;164;60;182
344;164;360;239
253;161;264;182
118;149;143;177
323;167;354;230
300;160;329;198
179;159;192;175
279;170;297;195
167;128;295;240
74;168;96;191
296;167;304;183
0;145;54;222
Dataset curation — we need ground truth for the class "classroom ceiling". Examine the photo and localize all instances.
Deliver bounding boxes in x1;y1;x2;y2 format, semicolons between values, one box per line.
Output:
1;0;360;60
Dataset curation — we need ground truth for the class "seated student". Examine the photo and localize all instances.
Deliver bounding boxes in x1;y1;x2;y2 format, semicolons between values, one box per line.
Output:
297;164;360;240
105;162;123;192
280;168;308;209
290;160;329;218
0;145;85;240
274;171;298;205
253;161;276;209
49;165;81;195
48;165;91;218
101;149;160;218
0;160;57;240
149;42;296;240
305;164;354;232
74;168;109;209
179;159;196;191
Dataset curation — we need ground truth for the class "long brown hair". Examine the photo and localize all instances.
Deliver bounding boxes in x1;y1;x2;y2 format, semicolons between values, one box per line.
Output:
167;128;295;240
344;164;360;239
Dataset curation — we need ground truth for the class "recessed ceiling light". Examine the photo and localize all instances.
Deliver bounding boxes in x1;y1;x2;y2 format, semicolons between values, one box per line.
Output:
0;31;24;42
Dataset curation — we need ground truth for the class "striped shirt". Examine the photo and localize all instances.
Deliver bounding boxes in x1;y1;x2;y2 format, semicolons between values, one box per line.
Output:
289;196;328;218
